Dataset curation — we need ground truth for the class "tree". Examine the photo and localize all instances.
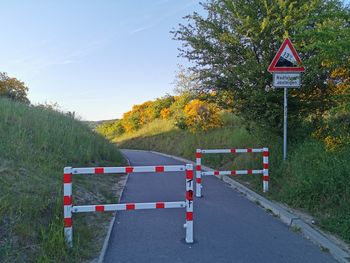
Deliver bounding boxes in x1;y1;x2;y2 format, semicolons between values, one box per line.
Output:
0;72;30;103
96;120;125;138
313;66;350;150
173;65;201;95
184;99;222;132
148;95;175;119
173;0;350;134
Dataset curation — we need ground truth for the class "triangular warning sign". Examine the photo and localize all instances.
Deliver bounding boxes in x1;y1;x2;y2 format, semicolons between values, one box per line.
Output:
268;38;305;73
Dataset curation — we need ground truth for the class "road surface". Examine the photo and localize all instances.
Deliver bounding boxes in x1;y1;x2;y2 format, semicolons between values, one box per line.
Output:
104;149;336;263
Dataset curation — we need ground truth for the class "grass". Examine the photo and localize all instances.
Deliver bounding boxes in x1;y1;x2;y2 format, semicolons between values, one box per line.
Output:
0;98;125;262
116;114;350;244
114;118;174;143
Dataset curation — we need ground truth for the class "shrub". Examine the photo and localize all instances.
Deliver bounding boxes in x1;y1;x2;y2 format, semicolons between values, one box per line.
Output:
160;108;171;119
183;99;222;132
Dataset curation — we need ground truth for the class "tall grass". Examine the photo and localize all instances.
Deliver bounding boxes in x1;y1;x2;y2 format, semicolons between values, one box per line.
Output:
117;115;350;244
278;141;350;242
0;98;125;262
114;119;174;143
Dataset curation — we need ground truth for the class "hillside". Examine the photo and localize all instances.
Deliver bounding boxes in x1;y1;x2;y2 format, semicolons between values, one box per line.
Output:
84;118;119;130
0;98;125;262
113;116;350;245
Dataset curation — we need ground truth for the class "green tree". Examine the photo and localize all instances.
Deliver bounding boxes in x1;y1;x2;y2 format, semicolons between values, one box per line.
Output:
0;72;30;103
96;120;125;138
173;0;350;134
148;95;175;119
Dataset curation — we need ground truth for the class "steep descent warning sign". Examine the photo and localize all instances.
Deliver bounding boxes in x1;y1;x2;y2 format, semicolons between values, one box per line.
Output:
268;38;305;72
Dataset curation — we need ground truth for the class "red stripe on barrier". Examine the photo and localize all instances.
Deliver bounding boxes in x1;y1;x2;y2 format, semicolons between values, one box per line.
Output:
64;218;72;227
263;175;269;181
186;212;193;221
95;167;104;174
63;173;71;183
125;166;134;173
196;165;201;171
263;163;269;169
186;190;193;201
156;202;165;209
214;171;219;176
247;169;253;174
95;205;105;212
231;170;236;175
63;196;72;205
155;166;164;172
196;152;201;158
126;204;135;210
230;149;236;153
186;170;193;180
263;151;269;157
247;148;252;153
196;178;201;183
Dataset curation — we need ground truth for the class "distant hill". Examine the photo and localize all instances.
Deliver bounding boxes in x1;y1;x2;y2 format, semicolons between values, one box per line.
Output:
84;119;119;130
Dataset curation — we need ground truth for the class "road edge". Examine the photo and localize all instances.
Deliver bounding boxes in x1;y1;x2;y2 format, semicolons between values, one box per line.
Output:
150;150;350;263
97;152;131;263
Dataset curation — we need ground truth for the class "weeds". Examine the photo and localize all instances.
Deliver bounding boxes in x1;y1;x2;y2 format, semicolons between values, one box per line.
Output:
0;98;124;262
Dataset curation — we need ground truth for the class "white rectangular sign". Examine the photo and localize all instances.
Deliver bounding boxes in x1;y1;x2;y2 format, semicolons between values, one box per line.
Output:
273;73;300;88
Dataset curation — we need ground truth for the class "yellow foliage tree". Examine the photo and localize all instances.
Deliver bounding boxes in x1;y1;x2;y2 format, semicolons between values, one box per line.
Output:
183;99;222;133
160;108;171;119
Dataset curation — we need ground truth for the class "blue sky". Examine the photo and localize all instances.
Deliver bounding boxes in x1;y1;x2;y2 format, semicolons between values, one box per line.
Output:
0;0;201;120
1;1;348;121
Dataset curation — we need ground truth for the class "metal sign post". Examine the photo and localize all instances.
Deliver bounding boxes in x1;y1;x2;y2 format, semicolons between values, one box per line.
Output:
272;73;300;161
268;38;305;161
283;88;288;161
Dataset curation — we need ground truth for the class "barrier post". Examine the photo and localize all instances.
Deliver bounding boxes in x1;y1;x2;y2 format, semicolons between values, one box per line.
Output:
185;164;194;243
63;167;73;247
195;149;202;198
263;148;269;193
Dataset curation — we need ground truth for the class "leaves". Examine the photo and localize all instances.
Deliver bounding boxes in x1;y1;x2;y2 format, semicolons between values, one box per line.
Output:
173;0;350;135
0;72;30;104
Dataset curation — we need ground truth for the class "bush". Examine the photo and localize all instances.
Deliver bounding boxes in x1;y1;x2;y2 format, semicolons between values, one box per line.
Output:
183;99;222;132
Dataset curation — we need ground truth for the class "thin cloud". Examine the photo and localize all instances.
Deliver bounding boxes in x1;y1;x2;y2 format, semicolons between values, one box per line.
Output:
128;0;199;35
5;38;109;77
130;24;157;35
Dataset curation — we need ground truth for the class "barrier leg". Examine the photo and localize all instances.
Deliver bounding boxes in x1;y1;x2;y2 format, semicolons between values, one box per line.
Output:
195;149;202;198
263;148;269;192
63;167;73;247
185;164;194;243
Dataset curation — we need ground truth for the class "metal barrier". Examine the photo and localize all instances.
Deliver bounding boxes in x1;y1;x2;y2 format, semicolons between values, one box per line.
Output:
63;164;194;247
195;148;269;197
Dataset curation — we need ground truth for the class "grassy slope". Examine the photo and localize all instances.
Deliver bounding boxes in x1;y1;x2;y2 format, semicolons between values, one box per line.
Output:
117;116;350;244
84;119;119;130
0;99;125;262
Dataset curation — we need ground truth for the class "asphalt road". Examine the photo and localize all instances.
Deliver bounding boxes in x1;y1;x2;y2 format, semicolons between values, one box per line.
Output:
104;149;337;263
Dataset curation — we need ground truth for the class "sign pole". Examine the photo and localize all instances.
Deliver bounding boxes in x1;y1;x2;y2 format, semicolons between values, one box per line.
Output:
268;38;305;163
283;87;288;161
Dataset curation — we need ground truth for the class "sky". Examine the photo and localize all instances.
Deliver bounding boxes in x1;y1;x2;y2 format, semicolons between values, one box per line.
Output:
0;0;202;121
1;1;349;121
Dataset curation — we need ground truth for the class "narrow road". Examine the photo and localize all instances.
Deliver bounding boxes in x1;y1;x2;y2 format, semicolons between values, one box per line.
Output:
104;150;336;263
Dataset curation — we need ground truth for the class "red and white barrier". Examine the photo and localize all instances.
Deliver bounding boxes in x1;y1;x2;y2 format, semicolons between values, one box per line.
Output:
195;147;269;197
63;164;194;247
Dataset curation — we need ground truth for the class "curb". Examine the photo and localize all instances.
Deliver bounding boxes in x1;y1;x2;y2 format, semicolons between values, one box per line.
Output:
150;150;350;263
97;153;131;263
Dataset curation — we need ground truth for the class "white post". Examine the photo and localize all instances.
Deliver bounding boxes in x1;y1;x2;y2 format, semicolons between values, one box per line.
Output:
195;149;202;198
263;148;269;192
185;164;194;243
63;167;73;247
